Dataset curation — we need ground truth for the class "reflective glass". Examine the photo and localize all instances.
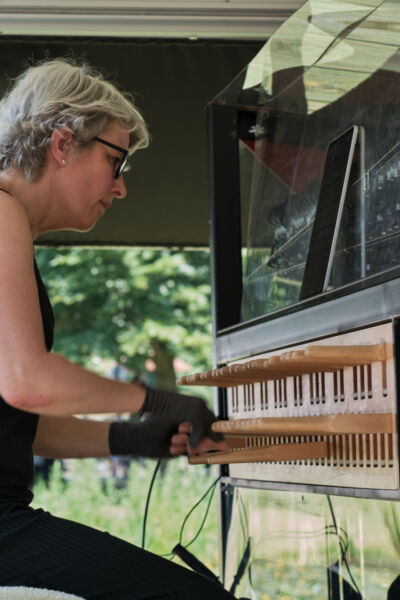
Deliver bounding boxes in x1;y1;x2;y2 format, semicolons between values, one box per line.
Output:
225;487;400;599
211;0;400;322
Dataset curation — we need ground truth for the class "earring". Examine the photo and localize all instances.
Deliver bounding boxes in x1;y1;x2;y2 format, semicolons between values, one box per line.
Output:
62;159;66;165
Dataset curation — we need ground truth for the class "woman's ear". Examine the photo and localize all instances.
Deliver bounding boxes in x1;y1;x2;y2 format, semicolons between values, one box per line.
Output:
50;128;73;167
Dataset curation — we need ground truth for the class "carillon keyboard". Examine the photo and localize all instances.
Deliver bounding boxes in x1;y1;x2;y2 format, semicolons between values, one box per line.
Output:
178;323;398;490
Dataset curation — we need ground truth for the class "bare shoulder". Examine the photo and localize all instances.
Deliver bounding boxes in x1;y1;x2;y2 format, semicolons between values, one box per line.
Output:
0;189;33;255
0;190;38;307
0;190;36;295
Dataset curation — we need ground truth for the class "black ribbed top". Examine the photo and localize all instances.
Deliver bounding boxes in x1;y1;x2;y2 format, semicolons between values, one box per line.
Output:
0;260;54;504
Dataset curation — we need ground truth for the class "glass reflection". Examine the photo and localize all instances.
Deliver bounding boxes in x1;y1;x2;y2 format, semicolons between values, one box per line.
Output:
225;487;400;599
211;0;400;322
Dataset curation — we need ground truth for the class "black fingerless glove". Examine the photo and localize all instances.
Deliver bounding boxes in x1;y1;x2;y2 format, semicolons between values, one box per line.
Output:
141;387;222;449
109;388;222;458
109;416;177;458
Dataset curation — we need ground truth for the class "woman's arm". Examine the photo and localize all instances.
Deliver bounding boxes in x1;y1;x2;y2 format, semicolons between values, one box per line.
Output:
33;415;110;458
10;352;146;416
0;192;220;458
0;193;146;416
33;416;193;458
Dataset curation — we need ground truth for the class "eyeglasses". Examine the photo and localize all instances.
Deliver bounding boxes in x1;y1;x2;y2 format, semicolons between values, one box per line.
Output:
93;136;129;179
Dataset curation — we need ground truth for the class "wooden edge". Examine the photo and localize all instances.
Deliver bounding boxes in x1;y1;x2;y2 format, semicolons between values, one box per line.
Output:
211;413;395;436
178;342;390;387
305;343;387;362
188;441;328;465
205;437;247;451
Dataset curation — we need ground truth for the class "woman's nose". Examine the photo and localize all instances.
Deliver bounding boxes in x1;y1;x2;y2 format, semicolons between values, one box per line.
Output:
111;175;127;199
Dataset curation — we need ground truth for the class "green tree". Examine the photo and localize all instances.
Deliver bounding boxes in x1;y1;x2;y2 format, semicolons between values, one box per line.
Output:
35;247;212;393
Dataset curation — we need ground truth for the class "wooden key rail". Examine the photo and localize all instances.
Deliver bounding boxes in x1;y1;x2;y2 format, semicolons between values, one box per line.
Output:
188;413;394;465
212;413;394;436
189;441;328;465
177;343;387;387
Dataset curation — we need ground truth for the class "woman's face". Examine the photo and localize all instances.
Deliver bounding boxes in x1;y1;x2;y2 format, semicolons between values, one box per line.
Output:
59;120;129;232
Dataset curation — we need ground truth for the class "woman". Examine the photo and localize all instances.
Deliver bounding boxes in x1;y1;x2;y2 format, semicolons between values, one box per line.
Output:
0;59;232;599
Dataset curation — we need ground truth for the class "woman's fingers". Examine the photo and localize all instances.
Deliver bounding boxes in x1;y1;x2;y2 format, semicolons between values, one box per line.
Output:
170;432;190;446
169;429;190;456
177;421;192;434
170;422;229;457
187;436;229;456
169;444;187;456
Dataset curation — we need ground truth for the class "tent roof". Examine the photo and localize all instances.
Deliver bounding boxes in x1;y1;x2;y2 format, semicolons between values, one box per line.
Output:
0;37;262;246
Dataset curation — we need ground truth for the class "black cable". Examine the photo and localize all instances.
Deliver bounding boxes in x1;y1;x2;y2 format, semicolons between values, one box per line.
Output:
141;458;161;549
172;543;221;585
229;538;251;596
169;475;222;584
141;466;276;597
325;525;349;556
141;462;220;558
181;476;220;549
327;495;361;596
178;475;221;546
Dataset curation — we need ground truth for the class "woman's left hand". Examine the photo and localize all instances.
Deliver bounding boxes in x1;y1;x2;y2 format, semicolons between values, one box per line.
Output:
170;422;229;456
109;417;229;459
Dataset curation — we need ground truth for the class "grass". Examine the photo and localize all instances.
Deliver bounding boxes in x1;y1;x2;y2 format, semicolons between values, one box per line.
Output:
34;460;400;599
32;457;222;576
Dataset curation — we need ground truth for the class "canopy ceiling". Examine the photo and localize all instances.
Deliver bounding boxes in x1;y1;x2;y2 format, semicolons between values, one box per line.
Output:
0;37;262;246
0;1;303;40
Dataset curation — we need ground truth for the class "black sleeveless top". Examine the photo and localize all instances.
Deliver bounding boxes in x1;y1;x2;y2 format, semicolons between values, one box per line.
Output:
0;260;54;504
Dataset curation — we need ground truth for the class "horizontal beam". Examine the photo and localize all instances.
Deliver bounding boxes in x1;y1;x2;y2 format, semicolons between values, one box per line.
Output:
0;1;302;39
0;1;303;12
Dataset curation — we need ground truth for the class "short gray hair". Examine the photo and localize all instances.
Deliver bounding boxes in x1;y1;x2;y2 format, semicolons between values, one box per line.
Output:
0;59;149;181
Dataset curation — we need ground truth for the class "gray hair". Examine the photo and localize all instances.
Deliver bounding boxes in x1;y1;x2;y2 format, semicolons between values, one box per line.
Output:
0;59;149;181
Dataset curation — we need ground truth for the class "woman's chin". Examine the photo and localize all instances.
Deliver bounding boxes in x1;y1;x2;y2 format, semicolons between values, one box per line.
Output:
67;219;99;233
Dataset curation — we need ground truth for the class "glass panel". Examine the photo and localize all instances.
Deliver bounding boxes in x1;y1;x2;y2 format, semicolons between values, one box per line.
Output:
241;111;322;321
331;140;400;288
303;39;396;113
345;1;400;47
211;0;400;322
225;487;400;599
212;0;383;110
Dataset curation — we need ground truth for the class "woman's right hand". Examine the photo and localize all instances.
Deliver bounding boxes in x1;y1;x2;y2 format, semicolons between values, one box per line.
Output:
140;387;223;450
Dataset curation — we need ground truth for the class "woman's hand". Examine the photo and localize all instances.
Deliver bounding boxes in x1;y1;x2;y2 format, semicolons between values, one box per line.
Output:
141;387;223;450
109;387;228;459
109;416;179;458
170;422;229;456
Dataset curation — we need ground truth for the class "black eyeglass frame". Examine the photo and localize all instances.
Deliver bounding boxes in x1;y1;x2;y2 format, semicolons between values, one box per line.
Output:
93;136;129;179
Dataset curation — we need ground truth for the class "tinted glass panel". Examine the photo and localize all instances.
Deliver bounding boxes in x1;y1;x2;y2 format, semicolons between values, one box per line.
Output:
212;0;400;323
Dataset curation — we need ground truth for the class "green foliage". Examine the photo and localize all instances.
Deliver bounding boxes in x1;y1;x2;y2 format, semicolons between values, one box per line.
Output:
35;247;212;378
384;503;400;558
32;247;221;581
33;459;221;575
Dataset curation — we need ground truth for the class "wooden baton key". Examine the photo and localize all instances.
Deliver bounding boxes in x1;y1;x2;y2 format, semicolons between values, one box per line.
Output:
189;440;328;465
